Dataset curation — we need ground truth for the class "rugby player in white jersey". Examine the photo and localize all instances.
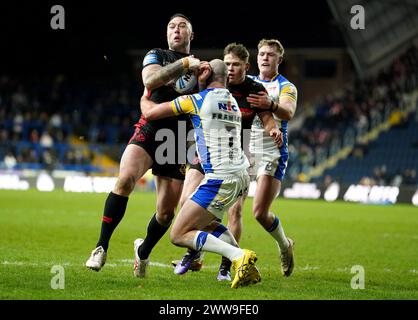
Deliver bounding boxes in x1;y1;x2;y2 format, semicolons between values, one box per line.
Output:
246;39;297;277
140;59;265;288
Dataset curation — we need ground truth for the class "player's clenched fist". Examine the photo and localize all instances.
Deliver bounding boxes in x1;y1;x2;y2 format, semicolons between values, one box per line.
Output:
198;61;212;83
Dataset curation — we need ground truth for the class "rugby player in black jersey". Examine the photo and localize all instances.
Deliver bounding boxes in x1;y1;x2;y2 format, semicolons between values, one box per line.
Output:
172;43;282;280
86;14;205;277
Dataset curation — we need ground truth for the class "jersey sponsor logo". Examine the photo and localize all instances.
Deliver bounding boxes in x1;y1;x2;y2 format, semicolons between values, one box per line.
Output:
212;113;241;123
143;53;159;66
218;102;238;112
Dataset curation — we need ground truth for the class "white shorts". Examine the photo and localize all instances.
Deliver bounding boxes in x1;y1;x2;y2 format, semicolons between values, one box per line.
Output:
249;148;289;181
190;170;250;219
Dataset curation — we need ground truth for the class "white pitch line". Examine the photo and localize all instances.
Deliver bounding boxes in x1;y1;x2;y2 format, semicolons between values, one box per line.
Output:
2;260;416;275
1;260;207;269
300;265;320;271
383;233;418;240
2;260;315;271
1;261;73;267
336;267;350;272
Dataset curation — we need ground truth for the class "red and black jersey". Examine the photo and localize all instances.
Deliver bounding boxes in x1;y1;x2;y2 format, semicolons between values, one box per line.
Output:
227;76;266;130
141;48;197;130
127;48;197;179
227;76;266;151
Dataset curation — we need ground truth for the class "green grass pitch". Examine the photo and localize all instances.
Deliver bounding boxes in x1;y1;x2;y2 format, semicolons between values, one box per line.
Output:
1;189;417;300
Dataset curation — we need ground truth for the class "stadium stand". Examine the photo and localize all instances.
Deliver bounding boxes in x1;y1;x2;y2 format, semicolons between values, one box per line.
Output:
0;44;417;184
321;107;418;185
288;44;418;185
0;74;138;173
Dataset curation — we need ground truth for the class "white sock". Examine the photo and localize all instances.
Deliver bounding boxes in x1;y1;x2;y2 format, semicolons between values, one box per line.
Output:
194;231;243;261
210;223;239;247
218;230;238;247
267;215;290;251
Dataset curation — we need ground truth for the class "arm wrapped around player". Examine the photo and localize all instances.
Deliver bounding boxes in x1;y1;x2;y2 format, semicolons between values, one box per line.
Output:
143;56;200;91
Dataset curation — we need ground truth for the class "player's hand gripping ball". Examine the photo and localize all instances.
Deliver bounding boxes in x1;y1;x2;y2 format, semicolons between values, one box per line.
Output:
174;70;197;94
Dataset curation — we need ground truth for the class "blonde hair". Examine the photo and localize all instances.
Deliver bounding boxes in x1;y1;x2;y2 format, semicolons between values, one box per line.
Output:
257;39;285;57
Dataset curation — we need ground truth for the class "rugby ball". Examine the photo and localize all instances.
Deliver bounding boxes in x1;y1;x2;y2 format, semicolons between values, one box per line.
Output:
174;70;197;94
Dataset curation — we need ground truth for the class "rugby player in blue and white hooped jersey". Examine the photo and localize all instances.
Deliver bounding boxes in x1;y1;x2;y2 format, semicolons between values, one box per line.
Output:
140;59;263;289
246;39;297;277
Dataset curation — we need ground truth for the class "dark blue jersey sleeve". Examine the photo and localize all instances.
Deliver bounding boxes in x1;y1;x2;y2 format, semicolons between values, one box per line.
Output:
142;49;164;68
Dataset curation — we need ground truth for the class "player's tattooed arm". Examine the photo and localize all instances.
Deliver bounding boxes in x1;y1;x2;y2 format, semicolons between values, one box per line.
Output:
142;56;200;91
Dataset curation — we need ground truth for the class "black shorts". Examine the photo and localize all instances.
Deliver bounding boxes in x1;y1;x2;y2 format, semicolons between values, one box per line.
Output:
128;115;188;181
189;155;204;175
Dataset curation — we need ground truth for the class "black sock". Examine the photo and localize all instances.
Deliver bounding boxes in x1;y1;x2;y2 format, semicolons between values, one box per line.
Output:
96;192;128;251
220;256;232;271
138;213;171;259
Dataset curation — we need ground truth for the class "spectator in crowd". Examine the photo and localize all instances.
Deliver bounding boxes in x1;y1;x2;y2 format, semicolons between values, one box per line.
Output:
3;151;17;169
390;170;403;187
359;176;376;186
323;174;334;188
40;130;54;149
403;169;417;186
